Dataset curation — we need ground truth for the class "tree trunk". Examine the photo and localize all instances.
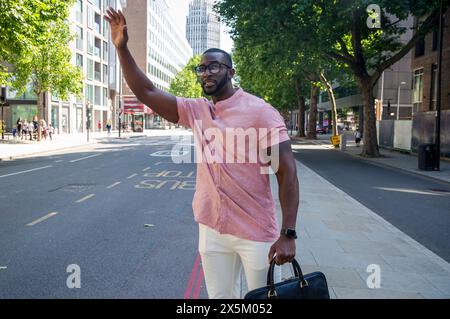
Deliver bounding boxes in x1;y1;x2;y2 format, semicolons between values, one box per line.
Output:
36;90;42;141
358;79;380;157
319;73;338;136
295;79;306;137
306;84;318;139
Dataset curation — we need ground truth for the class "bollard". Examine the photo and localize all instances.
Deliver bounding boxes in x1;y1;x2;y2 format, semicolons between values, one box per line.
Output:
339;133;347;151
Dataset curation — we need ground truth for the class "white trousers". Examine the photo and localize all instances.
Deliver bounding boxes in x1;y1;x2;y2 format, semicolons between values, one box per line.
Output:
198;223;281;299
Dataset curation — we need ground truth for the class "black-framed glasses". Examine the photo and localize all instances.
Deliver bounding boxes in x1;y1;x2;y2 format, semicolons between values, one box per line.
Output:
194;62;231;75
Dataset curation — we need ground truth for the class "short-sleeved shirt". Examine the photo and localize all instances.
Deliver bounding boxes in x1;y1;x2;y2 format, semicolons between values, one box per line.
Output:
176;88;290;242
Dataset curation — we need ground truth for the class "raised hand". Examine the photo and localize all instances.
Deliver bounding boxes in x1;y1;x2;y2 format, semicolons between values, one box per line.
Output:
104;8;128;49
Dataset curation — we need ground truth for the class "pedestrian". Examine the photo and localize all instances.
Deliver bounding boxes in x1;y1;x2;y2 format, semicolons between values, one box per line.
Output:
355;128;362;147
97;120;102;132
48;123;54;141
16;118;22;139
106;120;112;135
106;9;300;299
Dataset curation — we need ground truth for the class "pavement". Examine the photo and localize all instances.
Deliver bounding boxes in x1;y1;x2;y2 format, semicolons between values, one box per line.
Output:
262;134;450;299
0;128;192;161
1;129;450;298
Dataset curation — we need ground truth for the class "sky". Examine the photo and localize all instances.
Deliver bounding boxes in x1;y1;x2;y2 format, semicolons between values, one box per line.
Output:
166;0;234;53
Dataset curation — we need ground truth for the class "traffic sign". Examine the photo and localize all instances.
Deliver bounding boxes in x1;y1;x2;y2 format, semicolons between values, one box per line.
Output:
331;135;340;146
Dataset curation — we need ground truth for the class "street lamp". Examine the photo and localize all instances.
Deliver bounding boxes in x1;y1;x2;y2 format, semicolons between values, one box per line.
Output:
397;81;406;120
434;0;444;171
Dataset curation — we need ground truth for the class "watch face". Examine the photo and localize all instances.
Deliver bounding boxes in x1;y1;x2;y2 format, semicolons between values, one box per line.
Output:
282;229;297;238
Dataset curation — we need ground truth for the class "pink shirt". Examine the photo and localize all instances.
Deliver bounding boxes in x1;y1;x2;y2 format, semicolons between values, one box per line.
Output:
177;88;290;242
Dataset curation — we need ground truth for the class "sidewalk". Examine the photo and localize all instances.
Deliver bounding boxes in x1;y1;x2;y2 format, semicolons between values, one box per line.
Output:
292;134;450;184
0;128;191;161
264;152;450;299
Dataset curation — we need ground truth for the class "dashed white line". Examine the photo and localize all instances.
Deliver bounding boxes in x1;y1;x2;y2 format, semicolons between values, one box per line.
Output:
127;173;138;179
26;212;58;226
70;154;101;163
0;165;53;178
142;167;151;172
106;181;121;189
76;194;95;203
54;160;64;163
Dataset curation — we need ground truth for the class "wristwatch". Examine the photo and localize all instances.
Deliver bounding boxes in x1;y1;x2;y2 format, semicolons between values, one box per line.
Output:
280;228;297;239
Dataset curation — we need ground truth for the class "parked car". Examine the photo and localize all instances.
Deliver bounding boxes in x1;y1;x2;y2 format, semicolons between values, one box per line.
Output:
316;126;328;134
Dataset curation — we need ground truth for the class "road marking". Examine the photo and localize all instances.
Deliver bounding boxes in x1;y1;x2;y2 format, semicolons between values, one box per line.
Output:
106;181;121;189
26;212;58;226
70;154;101;163
142;167;151;172
192;267;204;299
0;165;52;178
127;173;138;179
0;266;7;270
54;160;64;163
184;253;201;299
76;194;95;203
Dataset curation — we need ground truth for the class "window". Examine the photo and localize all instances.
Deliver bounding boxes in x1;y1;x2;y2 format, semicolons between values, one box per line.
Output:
412;68;424;113
94;12;101;34
87;58;94;80
103;64;108;85
94;37;101;57
103;41;108;61
76;53;83;69
94;62;101;82
75;0;83;24
87;5;94;29
430;64;438;111
93;0;101;10
94;86;101;105
87;31;94;55
76;26;83;50
103;88;108;106
86;84;93;103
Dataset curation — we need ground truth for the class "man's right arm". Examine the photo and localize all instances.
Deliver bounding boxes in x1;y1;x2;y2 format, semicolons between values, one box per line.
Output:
106;8;179;124
117;46;179;123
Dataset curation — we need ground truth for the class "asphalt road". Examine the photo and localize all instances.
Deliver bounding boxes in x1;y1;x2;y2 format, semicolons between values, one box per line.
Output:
0;135;206;298
292;138;450;263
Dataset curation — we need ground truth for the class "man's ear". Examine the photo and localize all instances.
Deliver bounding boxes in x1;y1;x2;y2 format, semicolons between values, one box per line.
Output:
228;68;235;80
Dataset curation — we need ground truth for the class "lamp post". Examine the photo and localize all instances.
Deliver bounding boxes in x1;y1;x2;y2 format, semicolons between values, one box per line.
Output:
0;86;8;139
434;0;444;171
397;81;406;120
86;102;91;142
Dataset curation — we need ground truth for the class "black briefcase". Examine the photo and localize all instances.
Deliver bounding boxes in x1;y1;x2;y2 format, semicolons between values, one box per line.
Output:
244;258;330;299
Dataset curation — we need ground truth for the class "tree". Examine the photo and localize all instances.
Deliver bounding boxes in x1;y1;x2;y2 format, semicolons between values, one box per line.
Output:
216;0;448;157
14;19;83;112
169;55;205;98
0;0;75;86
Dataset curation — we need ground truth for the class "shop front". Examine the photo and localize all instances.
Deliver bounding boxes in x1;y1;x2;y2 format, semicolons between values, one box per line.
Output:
123;95;153;132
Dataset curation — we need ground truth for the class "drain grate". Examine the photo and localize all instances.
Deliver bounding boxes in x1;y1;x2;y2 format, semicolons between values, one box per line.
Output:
49;184;95;193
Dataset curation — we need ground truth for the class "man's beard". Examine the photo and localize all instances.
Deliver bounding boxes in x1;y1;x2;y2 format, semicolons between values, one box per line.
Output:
202;74;228;96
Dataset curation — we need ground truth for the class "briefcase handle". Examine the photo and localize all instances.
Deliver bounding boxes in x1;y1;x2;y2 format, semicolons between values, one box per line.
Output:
267;257;308;290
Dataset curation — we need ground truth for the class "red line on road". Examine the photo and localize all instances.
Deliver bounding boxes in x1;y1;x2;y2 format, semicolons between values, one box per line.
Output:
184;253;200;299
192;266;204;299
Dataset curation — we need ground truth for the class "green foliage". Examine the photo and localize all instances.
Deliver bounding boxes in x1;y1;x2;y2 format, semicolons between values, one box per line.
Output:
0;0;82;99
216;0;446;155
169;55;205;98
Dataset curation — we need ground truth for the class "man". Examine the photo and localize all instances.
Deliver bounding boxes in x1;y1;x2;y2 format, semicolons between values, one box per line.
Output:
105;8;299;299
